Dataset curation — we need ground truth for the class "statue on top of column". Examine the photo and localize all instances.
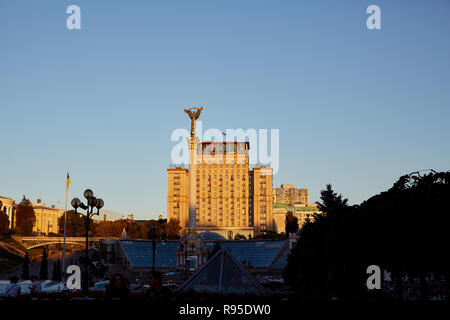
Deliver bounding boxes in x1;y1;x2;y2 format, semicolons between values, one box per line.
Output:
184;107;203;137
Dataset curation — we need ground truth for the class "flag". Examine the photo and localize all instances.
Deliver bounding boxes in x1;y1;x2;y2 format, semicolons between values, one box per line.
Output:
66;172;71;189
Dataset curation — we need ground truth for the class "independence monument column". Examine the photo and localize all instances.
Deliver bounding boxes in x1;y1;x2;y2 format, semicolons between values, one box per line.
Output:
184;106;203;232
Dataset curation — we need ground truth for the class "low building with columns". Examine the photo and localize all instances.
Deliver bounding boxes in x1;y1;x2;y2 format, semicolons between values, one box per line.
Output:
0;196;64;235
0;196;16;230
31;200;64;235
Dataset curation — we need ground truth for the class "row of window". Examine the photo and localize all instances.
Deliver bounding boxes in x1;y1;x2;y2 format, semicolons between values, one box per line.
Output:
197;208;247;214
197;179;246;183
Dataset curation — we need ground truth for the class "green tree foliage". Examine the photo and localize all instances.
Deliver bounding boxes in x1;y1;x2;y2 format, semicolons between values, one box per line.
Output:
14;196;36;236
39;247;48;280
316;184;349;215
22;251;30;280
284;184;361;299
0;200;10;235
284;172;450;300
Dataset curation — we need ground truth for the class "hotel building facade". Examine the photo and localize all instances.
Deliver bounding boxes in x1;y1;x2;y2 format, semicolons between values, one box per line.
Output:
0;196;15;229
31;200;64;235
167;141;273;238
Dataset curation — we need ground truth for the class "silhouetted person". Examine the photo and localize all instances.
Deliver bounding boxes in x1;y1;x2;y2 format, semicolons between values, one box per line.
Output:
145;271;172;301
30;275;41;297
105;273;131;301
5;276;21;299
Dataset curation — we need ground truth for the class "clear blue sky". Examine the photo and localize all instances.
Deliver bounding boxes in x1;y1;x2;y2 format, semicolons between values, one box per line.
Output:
1;0;449;219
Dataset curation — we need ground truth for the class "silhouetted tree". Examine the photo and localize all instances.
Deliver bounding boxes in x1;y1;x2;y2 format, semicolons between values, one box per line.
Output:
39;247;48;280
52;258;62;281
285;211;299;236
284;172;450;301
284;184;354;299
316;184;348;215
22;251;30;280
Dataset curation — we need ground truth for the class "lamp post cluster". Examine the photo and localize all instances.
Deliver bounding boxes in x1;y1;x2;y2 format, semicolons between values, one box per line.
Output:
71;189;104;293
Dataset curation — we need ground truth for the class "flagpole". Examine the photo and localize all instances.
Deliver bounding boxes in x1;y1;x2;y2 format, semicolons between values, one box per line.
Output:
62;171;68;280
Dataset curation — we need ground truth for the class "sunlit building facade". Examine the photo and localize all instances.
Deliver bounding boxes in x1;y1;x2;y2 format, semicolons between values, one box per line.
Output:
31;200;64;235
273;184;309;205
272;203;322;233
0;196;15;229
167;142;273;238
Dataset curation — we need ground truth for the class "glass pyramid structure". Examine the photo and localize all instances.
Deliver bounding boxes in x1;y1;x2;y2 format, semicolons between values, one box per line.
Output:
180;248;267;295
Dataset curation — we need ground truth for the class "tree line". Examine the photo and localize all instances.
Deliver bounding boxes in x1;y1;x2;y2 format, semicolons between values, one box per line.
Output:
0;197;182;239
284;170;450;300
57;211;182;239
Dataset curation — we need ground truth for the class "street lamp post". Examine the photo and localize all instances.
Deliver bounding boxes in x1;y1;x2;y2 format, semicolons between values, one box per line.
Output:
71;189;104;293
150;224;157;272
148;224;167;272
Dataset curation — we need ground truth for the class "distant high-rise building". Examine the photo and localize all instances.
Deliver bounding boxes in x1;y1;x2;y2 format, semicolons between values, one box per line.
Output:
273;184;309;205
251;166;273;235
167;167;189;227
